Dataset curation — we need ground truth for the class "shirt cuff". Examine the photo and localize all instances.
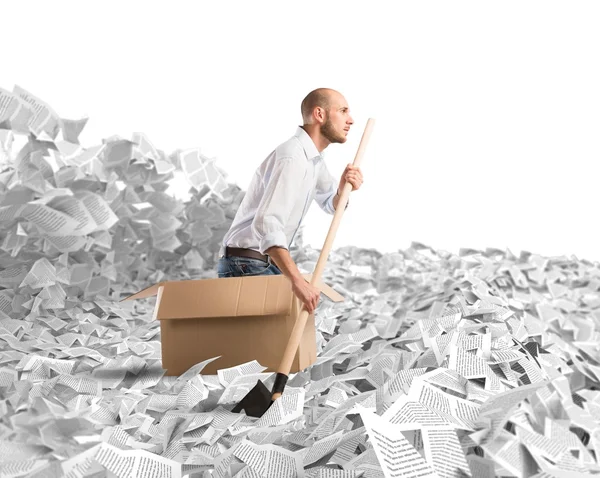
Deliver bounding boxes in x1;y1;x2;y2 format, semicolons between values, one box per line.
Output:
258;230;289;255
328;191;349;214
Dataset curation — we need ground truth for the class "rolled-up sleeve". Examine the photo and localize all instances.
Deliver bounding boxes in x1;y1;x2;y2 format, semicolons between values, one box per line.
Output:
314;161;349;215
251;157;306;255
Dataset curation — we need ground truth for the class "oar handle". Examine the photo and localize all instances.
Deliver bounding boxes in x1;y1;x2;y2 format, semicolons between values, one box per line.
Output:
271;118;376;401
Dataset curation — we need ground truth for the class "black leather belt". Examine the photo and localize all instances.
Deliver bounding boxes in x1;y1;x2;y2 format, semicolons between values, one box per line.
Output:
225;246;271;264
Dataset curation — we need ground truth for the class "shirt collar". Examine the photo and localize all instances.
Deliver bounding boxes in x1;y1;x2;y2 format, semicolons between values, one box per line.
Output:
294;126;324;161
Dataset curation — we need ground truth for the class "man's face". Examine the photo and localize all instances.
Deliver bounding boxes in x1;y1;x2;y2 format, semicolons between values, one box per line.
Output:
320;94;354;144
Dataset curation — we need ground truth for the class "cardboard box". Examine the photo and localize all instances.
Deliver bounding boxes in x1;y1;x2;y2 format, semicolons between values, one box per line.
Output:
121;273;344;375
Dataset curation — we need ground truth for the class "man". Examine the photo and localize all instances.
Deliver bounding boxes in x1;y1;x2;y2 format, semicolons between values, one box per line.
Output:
217;88;364;314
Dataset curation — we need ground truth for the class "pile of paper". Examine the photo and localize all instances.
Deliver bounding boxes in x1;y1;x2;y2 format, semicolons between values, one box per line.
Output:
1;86;600;477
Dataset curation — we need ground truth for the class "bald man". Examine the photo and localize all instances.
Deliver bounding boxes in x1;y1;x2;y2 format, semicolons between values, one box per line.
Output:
217;88;363;314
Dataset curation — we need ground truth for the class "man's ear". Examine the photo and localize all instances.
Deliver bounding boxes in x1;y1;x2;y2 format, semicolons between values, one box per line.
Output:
315;107;325;123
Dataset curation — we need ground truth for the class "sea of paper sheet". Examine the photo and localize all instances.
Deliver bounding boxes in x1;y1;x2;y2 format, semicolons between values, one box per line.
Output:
1;85;600;477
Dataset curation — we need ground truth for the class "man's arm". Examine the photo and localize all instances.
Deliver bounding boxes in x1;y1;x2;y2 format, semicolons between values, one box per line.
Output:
265;246;304;283
332;189;348;211
314;163;349;214
267;245;321;314
269;190;345;284
251;157;306;255
255;158;321;313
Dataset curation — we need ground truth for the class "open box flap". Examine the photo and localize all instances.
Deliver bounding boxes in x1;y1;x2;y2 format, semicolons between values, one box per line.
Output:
301;273;345;302
119;282;164;302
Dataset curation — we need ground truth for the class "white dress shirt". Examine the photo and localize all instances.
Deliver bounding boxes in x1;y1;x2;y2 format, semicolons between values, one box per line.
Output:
221;126;348;256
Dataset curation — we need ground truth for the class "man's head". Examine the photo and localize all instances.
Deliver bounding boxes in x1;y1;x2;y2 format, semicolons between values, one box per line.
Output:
301;88;354;145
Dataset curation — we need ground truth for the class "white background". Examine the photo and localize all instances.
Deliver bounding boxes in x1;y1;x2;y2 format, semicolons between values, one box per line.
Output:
4;1;600;262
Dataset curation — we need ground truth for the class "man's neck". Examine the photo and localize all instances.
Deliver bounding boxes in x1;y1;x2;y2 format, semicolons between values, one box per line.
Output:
301;125;330;153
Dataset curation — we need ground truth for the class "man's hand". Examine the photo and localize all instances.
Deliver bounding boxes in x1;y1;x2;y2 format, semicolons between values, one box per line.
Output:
338;164;363;194
291;276;321;314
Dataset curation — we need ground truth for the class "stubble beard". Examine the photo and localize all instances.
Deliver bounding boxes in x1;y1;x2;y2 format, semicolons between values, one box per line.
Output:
321;114;346;144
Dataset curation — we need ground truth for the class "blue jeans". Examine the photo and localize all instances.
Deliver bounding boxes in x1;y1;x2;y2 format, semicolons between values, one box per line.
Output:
217;255;283;278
